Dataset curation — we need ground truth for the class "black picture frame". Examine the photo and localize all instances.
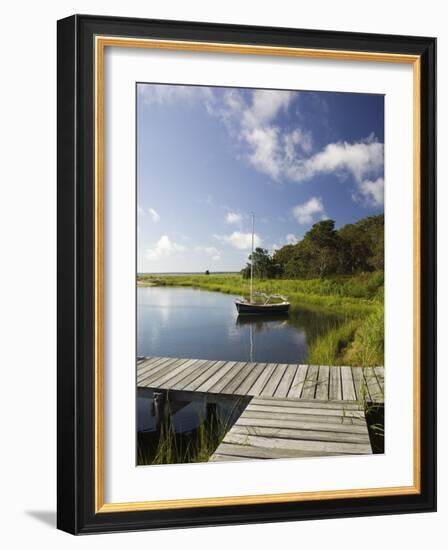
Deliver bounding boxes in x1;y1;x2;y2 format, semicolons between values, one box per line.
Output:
57;14;436;534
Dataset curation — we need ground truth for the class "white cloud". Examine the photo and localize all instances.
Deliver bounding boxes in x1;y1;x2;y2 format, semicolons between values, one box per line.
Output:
137;204;144;216
206;89;383;205
287;135;384;185
292;197;326;224
225;211;243;225
138;84;200;105
243;89;293;128
148;208;160;223
146;235;186;261
286;233;298;244
139;84;383;207
215;231;262;250
356;177;384;207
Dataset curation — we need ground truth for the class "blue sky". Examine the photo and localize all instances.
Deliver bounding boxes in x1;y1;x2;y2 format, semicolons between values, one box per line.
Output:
137;84;384;273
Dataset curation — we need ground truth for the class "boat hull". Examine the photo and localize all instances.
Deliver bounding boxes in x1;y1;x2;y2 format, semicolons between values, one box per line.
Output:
235;301;290;315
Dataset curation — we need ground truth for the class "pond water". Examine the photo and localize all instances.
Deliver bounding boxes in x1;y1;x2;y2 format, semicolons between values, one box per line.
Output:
137;286;342;364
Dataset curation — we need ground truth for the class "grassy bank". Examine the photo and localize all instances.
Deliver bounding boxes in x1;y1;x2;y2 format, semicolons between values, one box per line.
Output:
307;308;384;367
137;272;384;367
138;272;383;316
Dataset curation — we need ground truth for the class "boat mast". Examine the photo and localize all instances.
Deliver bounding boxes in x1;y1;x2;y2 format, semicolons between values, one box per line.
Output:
250;212;254;303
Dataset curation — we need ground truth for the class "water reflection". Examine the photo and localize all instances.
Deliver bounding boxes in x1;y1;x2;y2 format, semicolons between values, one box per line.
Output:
137;286;343;364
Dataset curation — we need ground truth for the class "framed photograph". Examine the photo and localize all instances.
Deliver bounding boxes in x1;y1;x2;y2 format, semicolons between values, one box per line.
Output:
57;15;436;534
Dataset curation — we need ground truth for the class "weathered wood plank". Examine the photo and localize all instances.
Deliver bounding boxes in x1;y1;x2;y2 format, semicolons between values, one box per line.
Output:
250;397;361;410
232;425;371;444
273;365;297;398
245;403;365;418
234;415;369;434
211;443;341;460
153;359;206;389
241;410;366;425
236;363;268;395
208;453;255;462
287;365;308;399
301;365;319;399
351;367;370;402
136;356;162;377
247;363;277;396
222;362;257;395
206;361;245;394
341;366;356;401
315;365;330;400
138;357;188;386
195;361;236;393
137;357;184;383
329;367;342;401
137;356;180;383
364;367;383;402
180;360;226;392
223;432;372;454
260;364;288;397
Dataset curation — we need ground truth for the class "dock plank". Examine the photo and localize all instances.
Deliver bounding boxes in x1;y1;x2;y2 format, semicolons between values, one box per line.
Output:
195;361;236;393
232;425;371;444
223;363;257;395
273;365;297;398
287;365;308;399
138;357;188;387
236;363;268;395
234;415;369;434
222;432;372;454
206;362;245;394
341;366;356;401
329;367;342;400
241;410;366;426
364;367;384;402
315;365;330;400
180;360;226;392
248;363;277;396
260;364;288;397
155;359;206;390
211;442;341;460
352;367;369;402
301;365;319;399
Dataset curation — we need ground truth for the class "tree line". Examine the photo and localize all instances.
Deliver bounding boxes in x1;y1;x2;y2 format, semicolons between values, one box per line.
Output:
241;214;384;280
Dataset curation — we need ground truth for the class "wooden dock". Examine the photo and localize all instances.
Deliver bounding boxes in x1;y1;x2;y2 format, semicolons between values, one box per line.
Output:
137;357;384;461
137;357;384;403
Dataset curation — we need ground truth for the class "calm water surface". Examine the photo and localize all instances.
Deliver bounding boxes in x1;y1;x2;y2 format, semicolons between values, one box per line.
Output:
137;286;341;364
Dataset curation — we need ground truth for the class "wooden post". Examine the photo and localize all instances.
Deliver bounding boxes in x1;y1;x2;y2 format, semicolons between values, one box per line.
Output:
153;391;166;429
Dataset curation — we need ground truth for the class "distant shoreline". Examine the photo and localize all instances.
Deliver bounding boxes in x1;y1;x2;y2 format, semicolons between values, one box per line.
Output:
138;271;239;276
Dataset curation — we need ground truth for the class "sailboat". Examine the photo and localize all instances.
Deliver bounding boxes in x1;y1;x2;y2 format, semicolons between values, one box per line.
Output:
235;213;290;315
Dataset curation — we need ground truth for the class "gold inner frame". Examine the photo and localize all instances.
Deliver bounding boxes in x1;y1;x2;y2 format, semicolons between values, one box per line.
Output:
94;36;421;513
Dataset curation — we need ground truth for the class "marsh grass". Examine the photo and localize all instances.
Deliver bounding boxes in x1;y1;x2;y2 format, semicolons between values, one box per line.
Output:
138;272;383;317
307;319;359;365
137;397;245;465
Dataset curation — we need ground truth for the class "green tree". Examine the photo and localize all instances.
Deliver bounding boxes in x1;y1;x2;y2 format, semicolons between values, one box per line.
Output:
242;247;279;279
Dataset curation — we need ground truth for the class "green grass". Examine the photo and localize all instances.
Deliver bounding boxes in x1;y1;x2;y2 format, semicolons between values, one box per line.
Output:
307;319;360;365
137;396;245;465
307;306;384;367
137;272;384;367
138;272;383;317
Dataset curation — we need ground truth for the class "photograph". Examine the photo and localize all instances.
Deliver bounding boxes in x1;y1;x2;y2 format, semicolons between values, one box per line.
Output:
136;83;385;466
